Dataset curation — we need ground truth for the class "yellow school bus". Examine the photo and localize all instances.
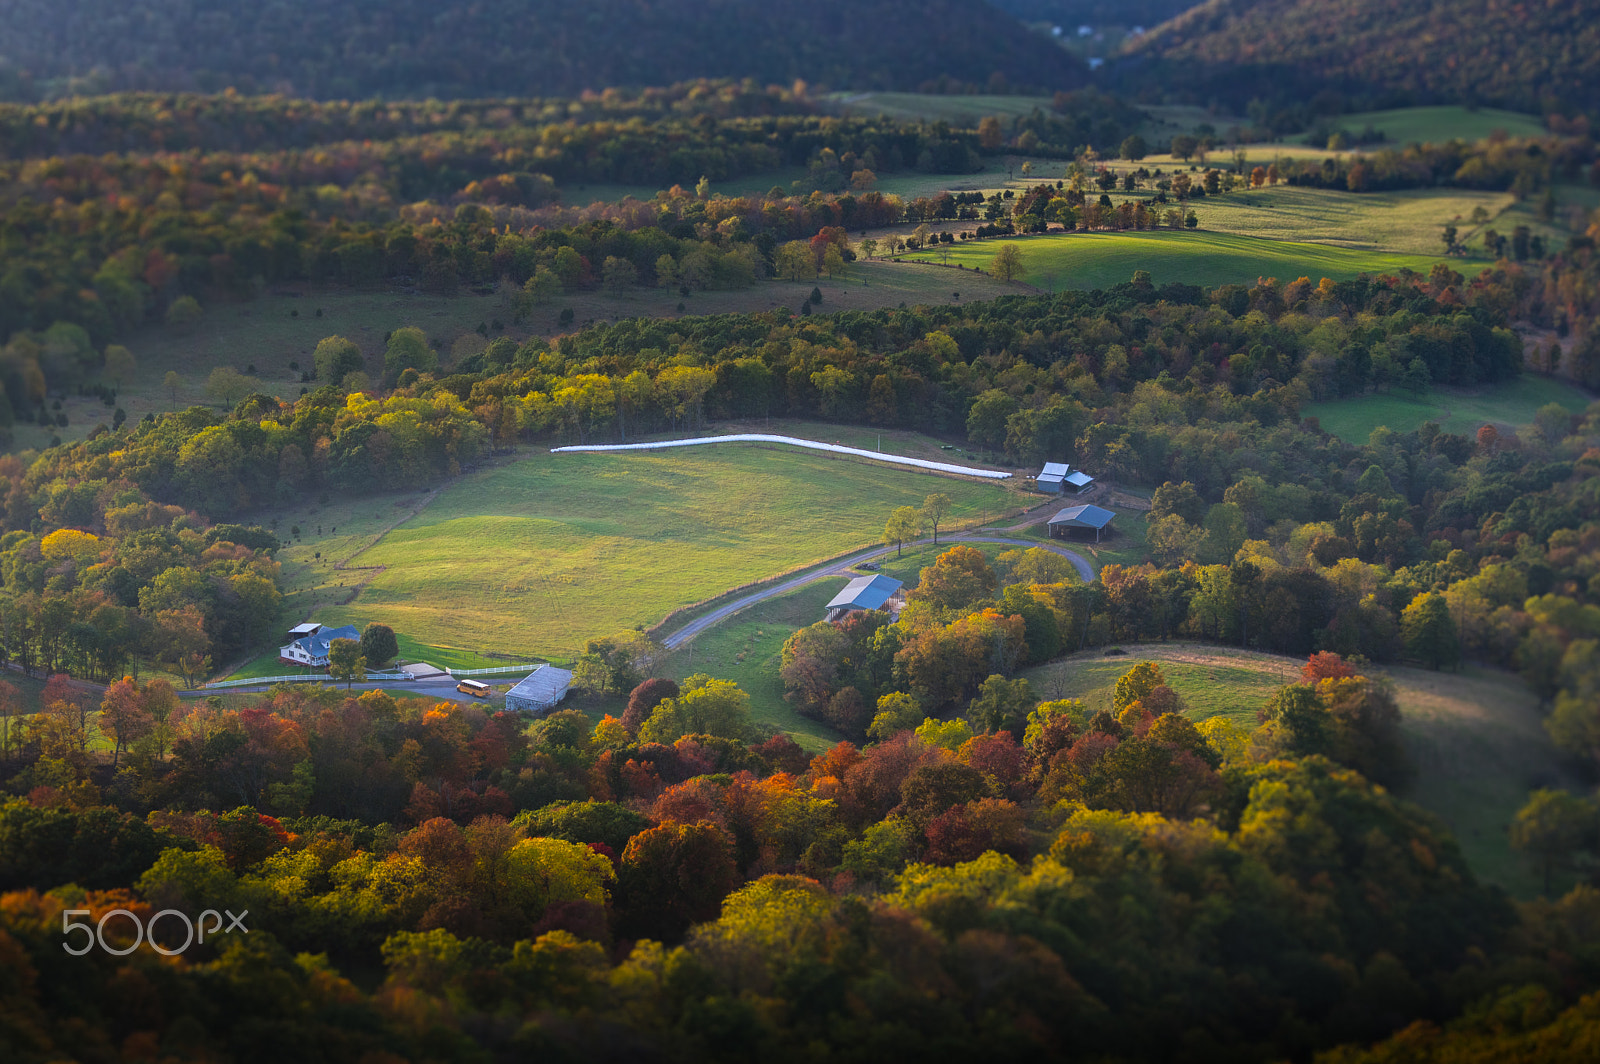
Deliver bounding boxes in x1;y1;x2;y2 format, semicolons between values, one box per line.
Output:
456;678;491;697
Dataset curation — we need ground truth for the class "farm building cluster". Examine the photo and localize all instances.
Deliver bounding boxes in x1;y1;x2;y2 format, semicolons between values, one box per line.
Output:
1036;462;1095;495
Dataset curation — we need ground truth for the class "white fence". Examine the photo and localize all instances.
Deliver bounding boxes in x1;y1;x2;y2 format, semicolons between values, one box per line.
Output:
205;670;414;689
204;664;542;689
552;433;1014;479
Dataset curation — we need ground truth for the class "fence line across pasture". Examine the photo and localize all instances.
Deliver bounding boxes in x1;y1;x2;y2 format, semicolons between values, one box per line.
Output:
203;664;542;689
205;670;415;689
551;433;1015;480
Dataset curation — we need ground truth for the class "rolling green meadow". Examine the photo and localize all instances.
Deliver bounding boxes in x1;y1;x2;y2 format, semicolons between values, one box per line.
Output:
1154;186;1514;256
823;91;1054;124
903;229;1476;293
1303;375;1592;442
1020;643;1568;897
274;442;1019;664
1331;105;1547;145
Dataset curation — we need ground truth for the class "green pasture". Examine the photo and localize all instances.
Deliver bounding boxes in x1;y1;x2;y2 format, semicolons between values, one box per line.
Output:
1158;186;1516;257
899;230;1477;295
664;577;842;751
288;443;1016;662
1303;376;1592;442
1021;642;1564;897
1332;105;1546;145
823;92;1054;125
1019;644;1293;726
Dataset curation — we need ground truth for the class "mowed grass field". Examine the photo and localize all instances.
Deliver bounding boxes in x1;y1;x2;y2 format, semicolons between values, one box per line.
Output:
1333;105;1547;145
900;230;1476;294
296;443;1018;662
1021;642;1569;897
823;92;1054;124
1159;186;1515;256
1303;376;1593;442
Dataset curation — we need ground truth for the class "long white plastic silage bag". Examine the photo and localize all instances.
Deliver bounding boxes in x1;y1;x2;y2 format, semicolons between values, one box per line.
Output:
550;433;1013;479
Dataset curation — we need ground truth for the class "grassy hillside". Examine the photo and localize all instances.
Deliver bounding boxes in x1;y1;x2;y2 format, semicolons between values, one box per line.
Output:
0;0;1085;100
824;92;1057;124
1330;105;1547;146
1123;0;1600;114
1303;376;1593;443
267;440;1020;663
1146;186;1515;257
1020;643;1570;897
897;230;1478;293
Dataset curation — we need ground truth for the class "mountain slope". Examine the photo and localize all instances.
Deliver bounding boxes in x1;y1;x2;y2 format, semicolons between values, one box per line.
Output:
1122;0;1600;113
0;0;1086;100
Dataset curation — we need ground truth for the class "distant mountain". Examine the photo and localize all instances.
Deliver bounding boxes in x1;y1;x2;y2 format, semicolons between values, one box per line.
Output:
1120;0;1600;114
990;0;1197;31
0;0;1087;101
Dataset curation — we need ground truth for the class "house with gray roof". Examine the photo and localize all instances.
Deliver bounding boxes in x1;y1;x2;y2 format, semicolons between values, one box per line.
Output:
826;574;904;622
278;623;361;667
504;664;574;715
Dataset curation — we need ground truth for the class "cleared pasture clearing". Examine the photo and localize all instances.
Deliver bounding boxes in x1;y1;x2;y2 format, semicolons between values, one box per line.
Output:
1332;105;1546;145
310;443;1018;662
1303;376;1593;442
898;230;1475;293
1160;186;1514;256
823;92;1054;124
1021;642;1565;897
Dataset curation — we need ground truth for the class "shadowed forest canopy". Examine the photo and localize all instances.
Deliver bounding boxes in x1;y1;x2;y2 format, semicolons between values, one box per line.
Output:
1120;0;1600;115
0;0;1088;101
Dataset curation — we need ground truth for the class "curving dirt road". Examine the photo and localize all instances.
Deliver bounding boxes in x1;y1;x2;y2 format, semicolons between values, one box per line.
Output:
660;533;1092;649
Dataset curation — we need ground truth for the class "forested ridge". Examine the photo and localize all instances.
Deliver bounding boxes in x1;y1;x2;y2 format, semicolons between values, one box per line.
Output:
1122;0;1600;116
0;0;1086;102
4;0;1600;1055
1;247;1600;1058
1;81;1586;398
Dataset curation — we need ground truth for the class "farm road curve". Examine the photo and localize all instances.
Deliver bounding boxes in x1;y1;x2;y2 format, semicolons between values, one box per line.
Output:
660;534;1093;649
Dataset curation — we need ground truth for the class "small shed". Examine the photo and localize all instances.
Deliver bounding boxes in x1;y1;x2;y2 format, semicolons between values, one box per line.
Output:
826;574;904;622
504;664;574;715
1064;470;1095;494
1037;462;1070;492
1048;504;1116;541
